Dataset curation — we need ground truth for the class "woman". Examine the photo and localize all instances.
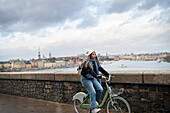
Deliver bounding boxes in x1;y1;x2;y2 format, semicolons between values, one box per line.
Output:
81;50;109;113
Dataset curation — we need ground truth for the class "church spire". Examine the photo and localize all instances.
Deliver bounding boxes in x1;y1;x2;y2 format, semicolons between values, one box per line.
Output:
49;52;52;59
38;47;41;59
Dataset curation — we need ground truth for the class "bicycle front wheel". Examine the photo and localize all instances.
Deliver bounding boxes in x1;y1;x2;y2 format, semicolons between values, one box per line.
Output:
106;96;131;113
73;99;89;113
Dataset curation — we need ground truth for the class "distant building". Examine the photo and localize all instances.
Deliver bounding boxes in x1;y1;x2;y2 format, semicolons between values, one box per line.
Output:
25;61;32;69
136;54;159;61
37;61;44;68
44;62;56;68
30;61;38;68
12;61;25;68
56;57;64;60
70;59;77;64
3;61;11;68
43;55;46;59
77;54;85;57
119;55;134;60
56;61;66;67
0;62;4;69
38;48;41;59
49;52;52;59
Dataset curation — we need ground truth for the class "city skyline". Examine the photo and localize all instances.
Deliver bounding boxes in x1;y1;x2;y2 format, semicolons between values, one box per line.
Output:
0;50;169;62
0;0;170;61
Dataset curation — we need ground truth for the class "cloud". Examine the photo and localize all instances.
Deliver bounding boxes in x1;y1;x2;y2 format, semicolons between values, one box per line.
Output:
0;0;170;35
0;0;170;61
138;0;170;10
0;0;88;35
107;0;139;13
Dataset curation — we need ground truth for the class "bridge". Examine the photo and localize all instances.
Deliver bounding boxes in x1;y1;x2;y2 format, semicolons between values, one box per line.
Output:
0;71;170;113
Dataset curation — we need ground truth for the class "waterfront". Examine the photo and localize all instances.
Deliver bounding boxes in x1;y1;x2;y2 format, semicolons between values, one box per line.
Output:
38;60;170;72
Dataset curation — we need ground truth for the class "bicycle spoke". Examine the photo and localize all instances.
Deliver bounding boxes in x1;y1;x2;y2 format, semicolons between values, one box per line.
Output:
106;97;131;113
73;99;89;113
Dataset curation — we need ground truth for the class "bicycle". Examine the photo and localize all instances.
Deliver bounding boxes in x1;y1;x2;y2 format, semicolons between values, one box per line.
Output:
73;75;131;113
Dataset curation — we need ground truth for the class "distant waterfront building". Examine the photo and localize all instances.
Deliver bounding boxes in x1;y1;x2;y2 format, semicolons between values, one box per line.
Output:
0;62;3;69
56;61;66;67
119;55;134;60
106;52;109;57
25;61;32;69
49;52;52;59
136;54;160;61
12;61;25;68
3;61;11;68
37;61;44;68
44;61;56;68
43;55;46;59
38;48;41;59
77;54;85;57
30;60;38;68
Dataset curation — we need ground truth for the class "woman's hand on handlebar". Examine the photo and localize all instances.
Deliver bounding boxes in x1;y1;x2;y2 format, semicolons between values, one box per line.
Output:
97;75;102;79
97;75;106;79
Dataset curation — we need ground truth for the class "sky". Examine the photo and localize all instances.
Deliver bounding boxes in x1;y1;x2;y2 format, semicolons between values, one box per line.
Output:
0;0;170;61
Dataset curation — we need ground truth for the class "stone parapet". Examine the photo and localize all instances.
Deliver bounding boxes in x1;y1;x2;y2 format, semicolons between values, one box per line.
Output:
0;71;170;84
0;71;170;113
142;71;170;84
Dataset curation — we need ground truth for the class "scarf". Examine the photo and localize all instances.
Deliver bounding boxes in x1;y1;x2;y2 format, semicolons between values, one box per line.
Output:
87;59;101;84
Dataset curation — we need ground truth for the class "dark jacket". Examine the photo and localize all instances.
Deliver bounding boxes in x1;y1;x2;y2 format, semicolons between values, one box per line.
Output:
81;61;109;78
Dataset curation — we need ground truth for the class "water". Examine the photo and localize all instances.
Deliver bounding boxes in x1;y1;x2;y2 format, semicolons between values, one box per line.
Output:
101;60;170;71
38;60;170;72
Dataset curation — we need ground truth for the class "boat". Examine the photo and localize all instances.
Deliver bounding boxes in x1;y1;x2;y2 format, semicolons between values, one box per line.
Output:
119;64;127;68
101;61;113;65
157;58;162;63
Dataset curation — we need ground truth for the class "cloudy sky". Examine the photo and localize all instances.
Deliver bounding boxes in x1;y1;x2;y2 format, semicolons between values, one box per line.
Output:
0;0;170;61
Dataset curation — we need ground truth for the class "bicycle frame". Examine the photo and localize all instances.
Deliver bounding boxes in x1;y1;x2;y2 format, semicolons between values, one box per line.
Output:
80;89;110;109
80;76;116;109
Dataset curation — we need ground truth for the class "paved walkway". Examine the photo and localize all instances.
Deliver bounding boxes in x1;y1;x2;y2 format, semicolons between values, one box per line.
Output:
0;93;106;113
0;93;76;113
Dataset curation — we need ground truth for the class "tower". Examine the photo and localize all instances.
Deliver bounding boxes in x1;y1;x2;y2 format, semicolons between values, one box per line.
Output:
106;52;108;57
38;48;41;59
49;52;52;59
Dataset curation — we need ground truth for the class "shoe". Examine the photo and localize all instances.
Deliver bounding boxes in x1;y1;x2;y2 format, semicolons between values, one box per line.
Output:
96;101;99;105
92;108;101;113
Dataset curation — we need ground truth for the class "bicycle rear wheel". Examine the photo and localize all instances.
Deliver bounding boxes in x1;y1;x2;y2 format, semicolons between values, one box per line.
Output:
73;99;89;113
106;96;131;113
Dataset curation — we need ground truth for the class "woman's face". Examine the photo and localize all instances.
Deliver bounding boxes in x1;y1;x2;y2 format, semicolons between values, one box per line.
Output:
91;52;96;59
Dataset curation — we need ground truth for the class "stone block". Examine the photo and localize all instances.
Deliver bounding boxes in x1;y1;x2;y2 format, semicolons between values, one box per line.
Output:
36;73;55;80
54;74;67;81
109;71;143;83
21;74;36;79
10;73;21;79
143;71;170;84
0;73;10;79
55;72;80;81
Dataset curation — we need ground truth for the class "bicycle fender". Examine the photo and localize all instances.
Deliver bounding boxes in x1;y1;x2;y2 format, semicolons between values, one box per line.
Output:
73;92;87;103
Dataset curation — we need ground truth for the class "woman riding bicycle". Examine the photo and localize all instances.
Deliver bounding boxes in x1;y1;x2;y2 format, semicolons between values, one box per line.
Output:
81;50;109;113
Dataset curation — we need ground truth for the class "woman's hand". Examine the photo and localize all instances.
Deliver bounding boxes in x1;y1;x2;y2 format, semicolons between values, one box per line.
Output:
97;75;102;79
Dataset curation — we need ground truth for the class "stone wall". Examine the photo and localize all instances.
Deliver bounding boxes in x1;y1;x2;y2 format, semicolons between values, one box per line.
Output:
0;71;170;113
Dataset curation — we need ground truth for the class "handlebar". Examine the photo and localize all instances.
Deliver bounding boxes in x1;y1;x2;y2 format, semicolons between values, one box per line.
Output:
101;74;114;82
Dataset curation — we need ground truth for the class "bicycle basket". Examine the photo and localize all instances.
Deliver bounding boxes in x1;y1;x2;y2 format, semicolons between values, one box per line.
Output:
110;87;124;96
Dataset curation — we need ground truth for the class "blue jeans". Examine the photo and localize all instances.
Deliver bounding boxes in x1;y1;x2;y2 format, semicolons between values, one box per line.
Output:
81;76;103;109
